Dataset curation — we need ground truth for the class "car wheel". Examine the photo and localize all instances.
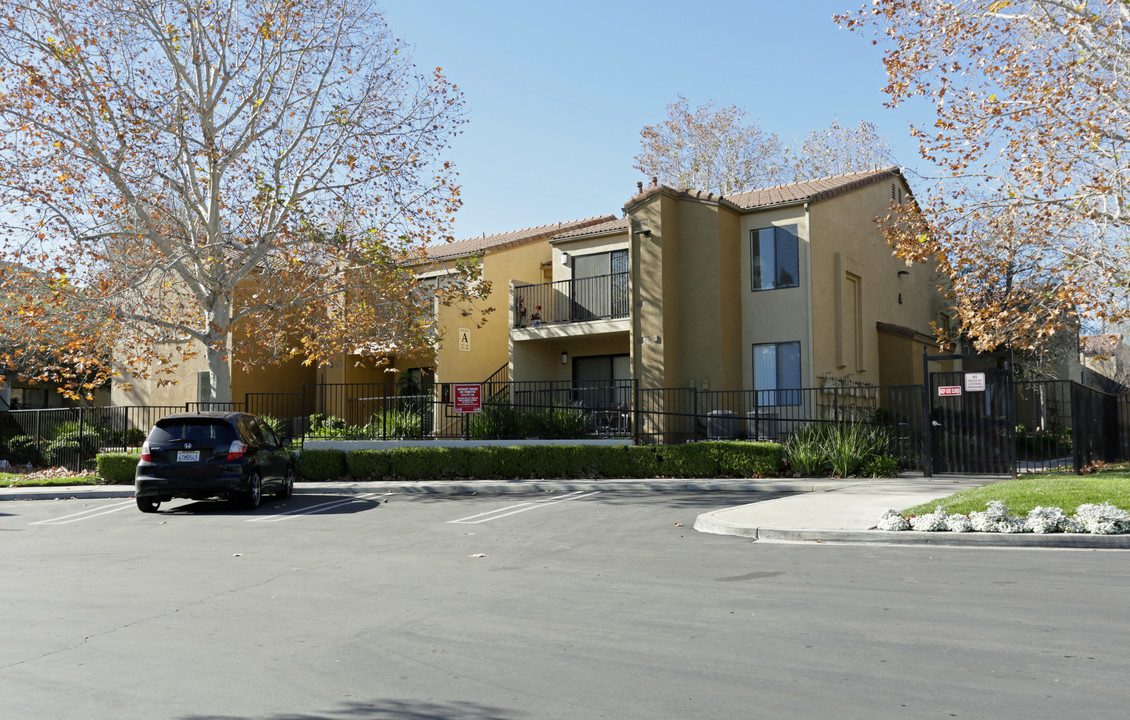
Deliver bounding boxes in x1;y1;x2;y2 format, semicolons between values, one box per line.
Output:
136;496;160;513
279;468;294;499
244;473;262;509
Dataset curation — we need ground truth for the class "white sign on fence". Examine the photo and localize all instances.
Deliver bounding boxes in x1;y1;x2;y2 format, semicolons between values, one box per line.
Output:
965;372;986;392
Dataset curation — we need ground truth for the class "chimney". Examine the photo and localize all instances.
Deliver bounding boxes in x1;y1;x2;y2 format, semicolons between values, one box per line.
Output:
637;181;643;194
651;176;657;187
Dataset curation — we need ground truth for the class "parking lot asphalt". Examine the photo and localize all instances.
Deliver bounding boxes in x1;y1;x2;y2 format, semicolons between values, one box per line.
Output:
4;474;1129;548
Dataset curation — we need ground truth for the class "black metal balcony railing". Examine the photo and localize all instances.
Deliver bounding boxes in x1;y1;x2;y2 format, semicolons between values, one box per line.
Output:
513;272;629;328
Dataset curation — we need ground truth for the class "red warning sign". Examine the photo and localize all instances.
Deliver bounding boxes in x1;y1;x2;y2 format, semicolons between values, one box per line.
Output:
453;383;482;413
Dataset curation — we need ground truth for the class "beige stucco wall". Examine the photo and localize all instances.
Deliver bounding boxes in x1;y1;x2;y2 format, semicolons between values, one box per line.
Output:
738;205;813;390
808;177;942;386
511;332;629;383
426;241;548;385
112;338;211;408
550;230;629;282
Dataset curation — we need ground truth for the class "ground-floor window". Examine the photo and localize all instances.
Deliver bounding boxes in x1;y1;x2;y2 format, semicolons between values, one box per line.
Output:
753;341;802;406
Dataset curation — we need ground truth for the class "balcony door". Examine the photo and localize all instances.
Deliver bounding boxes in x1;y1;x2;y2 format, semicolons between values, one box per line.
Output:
572;250;627;321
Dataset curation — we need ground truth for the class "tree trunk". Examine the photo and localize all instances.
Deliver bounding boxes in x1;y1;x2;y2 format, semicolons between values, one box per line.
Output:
204;341;234;405
203;300;234;405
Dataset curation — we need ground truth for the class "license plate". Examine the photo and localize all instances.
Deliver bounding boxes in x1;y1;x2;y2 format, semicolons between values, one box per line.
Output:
176;450;201;463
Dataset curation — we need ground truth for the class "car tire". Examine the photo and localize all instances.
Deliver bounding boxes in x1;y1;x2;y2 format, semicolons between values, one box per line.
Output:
244;473;262;510
279;468;294;499
136;496;160;513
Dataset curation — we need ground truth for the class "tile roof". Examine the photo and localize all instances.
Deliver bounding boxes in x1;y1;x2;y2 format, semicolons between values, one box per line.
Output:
421;215;618;261
551;217;630;242
1081;333;1123;355
624;166;905;212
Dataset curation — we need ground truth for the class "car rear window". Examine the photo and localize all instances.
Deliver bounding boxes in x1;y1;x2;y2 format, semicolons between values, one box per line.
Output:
148;419;237;445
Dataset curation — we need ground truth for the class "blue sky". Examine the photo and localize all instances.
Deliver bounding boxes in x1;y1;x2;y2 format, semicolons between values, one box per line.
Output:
382;0;934;241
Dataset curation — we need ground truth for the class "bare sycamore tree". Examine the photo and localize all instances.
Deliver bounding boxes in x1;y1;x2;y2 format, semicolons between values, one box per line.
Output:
634;95;790;194
0;0;477;402
837;0;1130;351
791;119;894;181
634;97;894;194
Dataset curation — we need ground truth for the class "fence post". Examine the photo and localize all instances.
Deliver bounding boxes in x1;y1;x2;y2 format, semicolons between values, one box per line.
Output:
1071;383;1085;474
693;387;699;443
921;348;933;478
79;406;86;467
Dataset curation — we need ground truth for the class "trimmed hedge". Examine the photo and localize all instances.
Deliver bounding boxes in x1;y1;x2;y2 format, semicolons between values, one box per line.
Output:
93;441;785;484
296;441;782;481
296;448;347;481
97;452;141;483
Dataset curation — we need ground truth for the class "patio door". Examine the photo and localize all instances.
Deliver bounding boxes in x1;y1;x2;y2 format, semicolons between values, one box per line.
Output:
572;250;627;321
573;354;631;408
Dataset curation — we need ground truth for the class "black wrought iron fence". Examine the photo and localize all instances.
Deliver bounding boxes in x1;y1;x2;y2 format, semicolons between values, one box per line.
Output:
635;384;924;467
513;272;629;328
301;380;634;441
2;405;183;471
2;379;1129;475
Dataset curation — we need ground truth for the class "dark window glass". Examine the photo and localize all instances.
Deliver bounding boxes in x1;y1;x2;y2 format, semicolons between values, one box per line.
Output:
148;419;237;445
751;225;799;291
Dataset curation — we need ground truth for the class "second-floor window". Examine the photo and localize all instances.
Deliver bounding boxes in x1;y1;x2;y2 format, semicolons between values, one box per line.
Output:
751;225;799;291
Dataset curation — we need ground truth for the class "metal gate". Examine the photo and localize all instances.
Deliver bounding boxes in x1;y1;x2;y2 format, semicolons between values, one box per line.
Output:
924;351;1016;476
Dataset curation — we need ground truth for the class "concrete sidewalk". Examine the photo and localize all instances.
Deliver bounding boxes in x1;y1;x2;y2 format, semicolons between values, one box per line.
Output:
693;475;1130;548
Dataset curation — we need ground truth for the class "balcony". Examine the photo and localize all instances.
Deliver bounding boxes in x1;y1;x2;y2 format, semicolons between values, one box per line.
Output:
513;272;629;329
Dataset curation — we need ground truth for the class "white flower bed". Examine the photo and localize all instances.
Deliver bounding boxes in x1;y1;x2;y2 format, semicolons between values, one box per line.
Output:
878;501;1130;534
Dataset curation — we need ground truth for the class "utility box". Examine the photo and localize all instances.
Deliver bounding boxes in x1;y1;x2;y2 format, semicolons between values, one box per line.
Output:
706;410;739;440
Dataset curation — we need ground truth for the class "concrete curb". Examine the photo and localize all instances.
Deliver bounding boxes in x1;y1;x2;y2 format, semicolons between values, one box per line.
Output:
693;512;1130;549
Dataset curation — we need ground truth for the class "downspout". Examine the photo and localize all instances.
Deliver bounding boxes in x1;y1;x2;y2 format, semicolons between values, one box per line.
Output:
804;202;814;388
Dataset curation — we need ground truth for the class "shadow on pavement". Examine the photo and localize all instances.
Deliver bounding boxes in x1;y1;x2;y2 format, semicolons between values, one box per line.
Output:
179;696;526;719
159;494;387;517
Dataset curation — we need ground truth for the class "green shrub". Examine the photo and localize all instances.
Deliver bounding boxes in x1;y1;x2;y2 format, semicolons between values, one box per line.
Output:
46;440;87;468
863;454;900;478
346;449;390;480
53;430;100;458
260;415;286;438
445;446;501;478
96;452;140;483
365;409;423;439
712;441;784;477
530;405;592;439
296;448;347;481
468;404;524;439
386;447;457;480
784;422;894;477
5;435;41;466
656;442;718;477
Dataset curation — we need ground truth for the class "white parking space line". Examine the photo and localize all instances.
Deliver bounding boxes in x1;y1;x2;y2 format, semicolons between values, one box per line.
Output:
447;491;602;524
248;492;393;522
29;500;136;526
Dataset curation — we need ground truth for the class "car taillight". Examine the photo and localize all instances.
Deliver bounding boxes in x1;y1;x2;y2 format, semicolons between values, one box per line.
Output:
140;442;152;463
226;440;248;461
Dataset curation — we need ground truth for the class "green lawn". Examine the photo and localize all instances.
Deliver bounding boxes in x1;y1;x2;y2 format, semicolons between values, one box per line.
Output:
2;473;102;487
903;464;1130;516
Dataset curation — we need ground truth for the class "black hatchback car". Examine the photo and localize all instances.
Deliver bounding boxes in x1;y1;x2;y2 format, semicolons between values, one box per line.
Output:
134;411;294;513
